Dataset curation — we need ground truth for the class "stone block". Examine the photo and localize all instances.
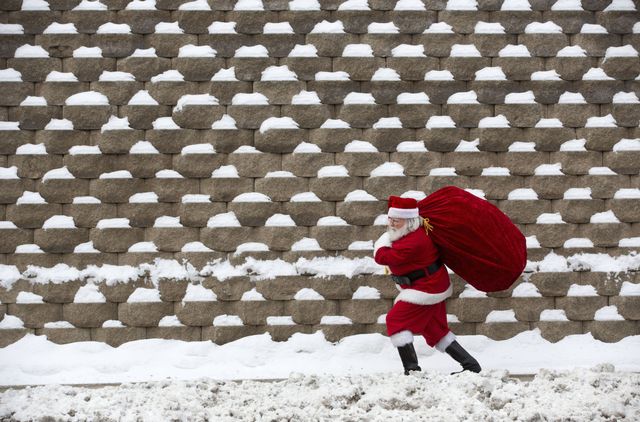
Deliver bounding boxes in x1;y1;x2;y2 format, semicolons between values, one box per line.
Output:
200;177;253;202
37;81;89;107
200;227;250;252
519;33;569;58
0;177;33;204
254;34;304;58
254;128;308;154
415;81;468;106
310;225;360;251
267;323;314;342
534;320;583;342
469;176;523;200
441;57;491;82
584;320;637;342
38;178;89;204
611;198;640;223
64;203;115;229
285;300;338;325
583;223;627;248
605;151;640;175
611;103;640;128
202;325;263;345
9;105;61;130
279;9;331;32
364;127;420;153
62;57;116;82
7;58;61;83
475;128;525;152
279;57;332;81
494;103;542;129
583;174;628;199
151;228;200;253
390;151;441;177
198;33;253;58
337;200;386;226
472;80;519;105
256;175;308;203
226;105;279;130
557;295;608;321
256;226;308;251
147;177;199;203
532;223;580;248
523;80;573;105
202;276;252;302
0;328;32;347
0;33;32;58
121;105;172;130
8;253;63;272
572;33;621;57
580;79;625;104
6;203;62;229
337;104;387;129
0;130;34;155
366;80;413;105
37;129;89;154
97;279;148;304
90;178;145;204
447;297;496;323
227;151;281;178
498;200;551;224
254;276;310;301
91;327;147;347
227;57;278;82
146;128;199;154
64;153;116;180
492;57;543;82
340;299;391;324
281;104;332;129
201;128;254;154
442;152;494;177
175;252;226;271
308;128;362;153
476;321;531;340
62;302;118;328
91;227;144;253
387;105;440;130
554;199;605;224
552;151;603;176
385;57;438;82
147;33;198;58
227;10;276;34
94;129;144;154
414;33;464;58
525;127;576;152
177;202;226;228
419;175;471;193
597;10;637;34
416;128;469;153
444;104;493;128
116;9;170;34
366;175;417;199
390;10;436;33
282;201;335;227
0;226;32;254
118;301;174;327
549;104;600;129
610;296;640;320
90;33;144;57
336;152;387;177
172;104;225;130
317;323;366;342
11;154;62;179
0;81;33;107
547;56;593;81
90;80;142;106
529;272;578;297
174;10;223;34
306;80;360;105
226;201;279;227
146;326;202;341
7;303;63;328
238;300;285;326
122;153;174;179
173;57;225;82
147;81;199;106
305;33;358;57
37;327;91;344
509;297;554;322
529;175;577;200
34;228;88;254
172;153;226;179
117;56;172;82
175;300;229;326
63;105;115;130
63;252;118;269
309;177;362;201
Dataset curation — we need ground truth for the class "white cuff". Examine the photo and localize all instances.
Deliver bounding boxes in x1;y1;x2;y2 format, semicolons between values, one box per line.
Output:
390;330;414;347
435;331;456;353
394;284;453;306
373;232;391;256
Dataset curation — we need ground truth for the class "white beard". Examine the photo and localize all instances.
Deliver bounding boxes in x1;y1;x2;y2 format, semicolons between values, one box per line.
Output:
387;224;412;242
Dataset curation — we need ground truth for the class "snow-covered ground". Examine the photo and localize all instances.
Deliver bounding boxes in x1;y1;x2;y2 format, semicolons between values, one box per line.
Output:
1;330;639;420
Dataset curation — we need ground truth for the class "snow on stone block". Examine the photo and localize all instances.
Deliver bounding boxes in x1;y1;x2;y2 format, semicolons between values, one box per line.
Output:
291;91;321;105
455;139;480;152
508;142;536;152
241;288;266;301
0;24;25;34
590;211;620;224
318;165;349;178
290;192;321;202
231;93;269;105
20;96;47;106
211;114;238;129
208;21;237;34
128;91;160;106
155;22;184;34
447;91;479;104
151;70;185;83
16;143;47;155
612;92;640;103
524;21;563;34
294;288;324;301
72;47;103;58
563;238;594;248
551;0;583;10
397;141;427;152
42;216;76;229
429;167;457;176
102;116;132;132
0;315;25;329
342;44;374;58
594;306;624;321
391;44;425;57
97;218;131;229
127;288;162;303
179;0;211;10
153;216;183;228
534;163;564;176
481;167;510;176
178;45;217;58
560;138;587;151
539;309;569;322
130;141;159;154
567;284;598;297
536;213;565;224
371;68;401;81
181;144;215;155
212;165;240;178
234;242;269;254
370;162;405;177
181;241;213;252
263;22;294;34
43;23;78;34
344;190;377;202
338;0;369;10
74;241;100;254
291;238;322;251
315;71;351;81
207;212;242;227
397;92;430;104
352;286;380;300
128;242;158;253
426;116;456;128
65;91;110;106
531;70;562;81
478;115;510;128
16;291;44;304
450;44;481;57
475;67;507;80
267;316;295;326
265;214;296;227
290;0;320;10
320;316;352;325
511;282;542;297
74;284;107;304
99;170;131;179
348;241;373;250
129;192;159;203
17;191;47;204
368;22;399;34
320;118;351;129
45;118;75;130
288;45;318;58
603;0;636;12
159;315;184;327
556;46;587;57
459;284;487;298
526;236;541;249
582;68;614;81
259;117;299;133
485;310;517;323
311;20;345;34
293;142;321;153
15;244;45;254
446;0;477;10
97;23;132;34
535;118;564;128
614;188;640;199
474;22;505;34
234;45;269;58
563;188;592;200
499;45;531;57
620;282;640;296
14;44;49;58
156;169;184;178
213;315;243;326
183;284;217;302
613;138;640;151
344;140;378;152
234;0;264;10
261;65;298;81
424;22;454;33
174;94;219;112
317;216;349;226
0;68;22;82
0;167;19;180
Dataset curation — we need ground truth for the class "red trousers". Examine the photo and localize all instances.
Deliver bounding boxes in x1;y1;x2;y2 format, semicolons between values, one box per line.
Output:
386;300;450;348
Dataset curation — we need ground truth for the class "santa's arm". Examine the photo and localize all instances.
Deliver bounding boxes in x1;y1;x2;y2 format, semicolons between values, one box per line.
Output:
374;235;414;267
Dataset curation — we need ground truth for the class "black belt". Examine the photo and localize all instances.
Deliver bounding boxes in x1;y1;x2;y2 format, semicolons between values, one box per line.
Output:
391;260;443;286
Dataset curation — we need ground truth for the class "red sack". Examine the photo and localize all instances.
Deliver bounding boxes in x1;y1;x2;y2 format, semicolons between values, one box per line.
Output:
418;186;527;292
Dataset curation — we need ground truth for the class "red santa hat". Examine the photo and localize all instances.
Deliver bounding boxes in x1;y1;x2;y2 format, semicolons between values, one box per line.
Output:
387;196;419;219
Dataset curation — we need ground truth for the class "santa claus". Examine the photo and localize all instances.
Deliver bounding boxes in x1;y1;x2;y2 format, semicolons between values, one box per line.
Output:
374;195;481;375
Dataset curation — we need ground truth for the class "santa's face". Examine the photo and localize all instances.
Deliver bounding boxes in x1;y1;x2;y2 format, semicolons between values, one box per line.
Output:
387;217;409;241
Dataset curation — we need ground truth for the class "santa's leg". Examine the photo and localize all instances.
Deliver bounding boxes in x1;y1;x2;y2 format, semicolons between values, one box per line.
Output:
390;330;421;375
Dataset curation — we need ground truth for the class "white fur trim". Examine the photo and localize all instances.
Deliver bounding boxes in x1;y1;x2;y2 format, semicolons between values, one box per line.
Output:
390;330;414;347
388;207;419;219
435;331;456;353
373;232;391;256
394;284;453;306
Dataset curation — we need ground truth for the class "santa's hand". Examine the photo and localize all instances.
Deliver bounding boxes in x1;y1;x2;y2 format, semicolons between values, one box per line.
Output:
373;232;391;256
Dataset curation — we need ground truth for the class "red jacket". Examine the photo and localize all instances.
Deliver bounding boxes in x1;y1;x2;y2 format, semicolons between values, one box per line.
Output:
374;228;452;306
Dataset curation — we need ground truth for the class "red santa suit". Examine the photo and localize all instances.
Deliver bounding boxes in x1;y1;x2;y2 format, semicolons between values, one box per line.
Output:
374;200;456;352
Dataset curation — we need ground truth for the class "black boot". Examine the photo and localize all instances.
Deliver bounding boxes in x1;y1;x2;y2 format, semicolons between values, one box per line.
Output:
445;341;481;374
397;343;422;375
